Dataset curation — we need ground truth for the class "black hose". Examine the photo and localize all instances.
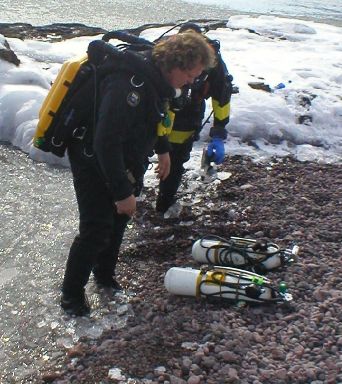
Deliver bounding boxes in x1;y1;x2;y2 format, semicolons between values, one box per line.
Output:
199;235;281;268
102;30;154;48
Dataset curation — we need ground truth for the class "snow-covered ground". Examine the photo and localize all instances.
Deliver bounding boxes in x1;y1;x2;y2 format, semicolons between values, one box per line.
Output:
0;15;341;173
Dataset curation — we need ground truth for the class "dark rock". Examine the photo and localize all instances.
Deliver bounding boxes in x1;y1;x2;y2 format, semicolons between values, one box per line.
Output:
297;114;313;125
0;22;107;41
40;371;62;382
0;47;20;66
248;81;272;92
0;36;20;65
0;19;229;42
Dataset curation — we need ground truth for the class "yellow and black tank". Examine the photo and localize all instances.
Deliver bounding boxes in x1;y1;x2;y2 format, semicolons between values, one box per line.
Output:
33;54;88;154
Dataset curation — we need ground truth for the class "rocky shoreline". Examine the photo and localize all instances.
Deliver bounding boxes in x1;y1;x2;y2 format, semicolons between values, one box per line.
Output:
0;20;227;66
0;20;228;42
30;156;342;384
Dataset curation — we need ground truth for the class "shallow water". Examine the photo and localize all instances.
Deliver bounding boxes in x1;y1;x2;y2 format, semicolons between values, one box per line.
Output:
185;0;342;24
0;145;135;383
0;0;233;30
1;0;341;30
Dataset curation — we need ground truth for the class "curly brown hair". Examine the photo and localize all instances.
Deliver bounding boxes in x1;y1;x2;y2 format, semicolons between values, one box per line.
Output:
152;31;216;73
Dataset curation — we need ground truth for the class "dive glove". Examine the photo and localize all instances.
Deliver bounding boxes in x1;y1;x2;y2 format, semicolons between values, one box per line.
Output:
207;137;225;165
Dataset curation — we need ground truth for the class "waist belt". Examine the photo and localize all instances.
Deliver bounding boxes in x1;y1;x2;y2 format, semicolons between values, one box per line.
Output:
168;129;195;144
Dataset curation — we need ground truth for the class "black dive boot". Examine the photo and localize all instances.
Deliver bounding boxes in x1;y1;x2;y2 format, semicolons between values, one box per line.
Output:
93;272;123;291
156;193;176;214
61;289;90;316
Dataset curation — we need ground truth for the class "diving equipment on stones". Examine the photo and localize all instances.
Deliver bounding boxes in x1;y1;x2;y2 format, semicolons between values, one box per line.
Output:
192;235;299;274
164;265;292;304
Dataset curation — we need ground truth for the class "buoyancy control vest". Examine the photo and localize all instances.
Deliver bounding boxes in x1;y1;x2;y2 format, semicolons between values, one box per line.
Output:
33;31;171;157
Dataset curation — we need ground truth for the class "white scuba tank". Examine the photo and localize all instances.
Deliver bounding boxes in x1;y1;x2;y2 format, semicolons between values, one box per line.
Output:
164;266;292;304
191;237;299;271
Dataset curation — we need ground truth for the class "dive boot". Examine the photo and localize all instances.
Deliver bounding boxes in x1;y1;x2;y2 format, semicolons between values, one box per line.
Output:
156;193;176;214
94;275;123;291
61;289;90;316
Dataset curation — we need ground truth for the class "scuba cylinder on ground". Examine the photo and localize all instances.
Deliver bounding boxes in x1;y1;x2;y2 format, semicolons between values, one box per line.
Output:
164;266;292;304
192;235;299;274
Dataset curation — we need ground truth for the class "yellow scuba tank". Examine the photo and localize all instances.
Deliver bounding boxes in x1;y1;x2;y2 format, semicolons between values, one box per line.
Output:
32;34;158;158
33;54;88;151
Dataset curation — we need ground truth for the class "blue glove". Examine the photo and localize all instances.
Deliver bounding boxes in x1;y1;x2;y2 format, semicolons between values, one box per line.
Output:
206;137;225;164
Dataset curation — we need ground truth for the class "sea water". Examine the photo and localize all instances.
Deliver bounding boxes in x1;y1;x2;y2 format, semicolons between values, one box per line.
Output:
185;0;342;24
0;0;341;30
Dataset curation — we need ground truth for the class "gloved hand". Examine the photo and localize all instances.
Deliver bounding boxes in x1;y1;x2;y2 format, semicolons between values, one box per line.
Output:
206;137;225;165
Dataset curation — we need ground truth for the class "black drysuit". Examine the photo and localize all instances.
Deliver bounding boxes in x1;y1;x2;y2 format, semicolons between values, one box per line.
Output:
157;42;233;212
62;60;173;296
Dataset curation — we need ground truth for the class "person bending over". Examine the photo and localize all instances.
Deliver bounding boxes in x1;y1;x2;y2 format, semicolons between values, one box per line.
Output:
60;31;216;316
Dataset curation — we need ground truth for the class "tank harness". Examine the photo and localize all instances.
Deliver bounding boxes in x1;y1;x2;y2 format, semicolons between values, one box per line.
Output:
33;31;165;158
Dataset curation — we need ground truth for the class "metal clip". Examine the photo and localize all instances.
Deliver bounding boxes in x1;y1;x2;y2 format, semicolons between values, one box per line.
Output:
72;126;87;140
130;75;144;88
